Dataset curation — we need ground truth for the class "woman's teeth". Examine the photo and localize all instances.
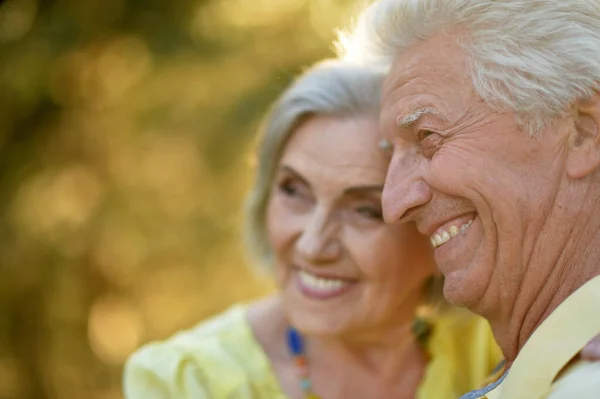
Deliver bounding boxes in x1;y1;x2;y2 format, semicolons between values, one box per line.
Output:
298;270;348;292
430;220;473;248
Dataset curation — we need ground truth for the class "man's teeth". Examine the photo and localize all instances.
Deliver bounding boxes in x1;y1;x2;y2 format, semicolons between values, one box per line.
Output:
430;220;473;248
298;271;347;291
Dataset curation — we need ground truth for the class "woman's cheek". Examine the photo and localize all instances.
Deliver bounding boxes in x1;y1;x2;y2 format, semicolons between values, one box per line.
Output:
358;228;413;280
266;199;300;259
344;228;382;277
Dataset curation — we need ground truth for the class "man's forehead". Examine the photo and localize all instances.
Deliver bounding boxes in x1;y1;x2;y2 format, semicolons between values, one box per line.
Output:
383;34;468;97
382;52;427;98
381;64;447;123
381;35;473;125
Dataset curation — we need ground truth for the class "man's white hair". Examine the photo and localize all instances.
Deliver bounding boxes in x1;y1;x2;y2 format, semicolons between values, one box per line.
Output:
337;0;600;133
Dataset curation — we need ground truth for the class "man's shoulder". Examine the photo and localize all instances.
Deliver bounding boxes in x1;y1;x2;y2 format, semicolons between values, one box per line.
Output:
547;360;600;399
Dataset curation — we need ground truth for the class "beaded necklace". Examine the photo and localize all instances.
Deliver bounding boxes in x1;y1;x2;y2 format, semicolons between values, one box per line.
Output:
286;326;321;399
285;312;433;399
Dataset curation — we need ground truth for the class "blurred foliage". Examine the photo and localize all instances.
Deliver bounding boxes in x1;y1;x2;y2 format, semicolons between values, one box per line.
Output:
0;0;361;397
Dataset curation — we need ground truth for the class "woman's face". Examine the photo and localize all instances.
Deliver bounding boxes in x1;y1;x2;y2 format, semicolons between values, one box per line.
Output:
266;115;436;339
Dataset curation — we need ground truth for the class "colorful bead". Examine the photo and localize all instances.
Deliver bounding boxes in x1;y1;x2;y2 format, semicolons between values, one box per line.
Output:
287;327;304;355
295;356;307;367
300;378;312;391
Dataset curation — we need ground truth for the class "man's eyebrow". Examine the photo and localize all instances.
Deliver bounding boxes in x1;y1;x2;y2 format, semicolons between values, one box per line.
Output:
396;107;446;128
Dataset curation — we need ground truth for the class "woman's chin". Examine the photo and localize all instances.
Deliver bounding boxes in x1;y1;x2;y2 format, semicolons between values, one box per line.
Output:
287;309;351;337
282;299;345;332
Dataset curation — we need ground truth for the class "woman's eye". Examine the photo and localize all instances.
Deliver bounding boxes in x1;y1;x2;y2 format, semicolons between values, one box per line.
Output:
356;206;383;220
279;180;298;195
277;178;309;199
379;138;394;154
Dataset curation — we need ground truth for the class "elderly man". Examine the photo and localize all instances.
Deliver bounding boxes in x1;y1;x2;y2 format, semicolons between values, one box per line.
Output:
339;1;600;398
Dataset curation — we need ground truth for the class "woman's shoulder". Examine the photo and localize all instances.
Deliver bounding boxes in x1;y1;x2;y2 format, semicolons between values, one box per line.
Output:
123;304;284;399
436;307;503;366
418;307;504;399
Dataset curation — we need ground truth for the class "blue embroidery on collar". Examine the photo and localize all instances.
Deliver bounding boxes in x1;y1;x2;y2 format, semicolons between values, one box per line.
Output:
459;365;509;399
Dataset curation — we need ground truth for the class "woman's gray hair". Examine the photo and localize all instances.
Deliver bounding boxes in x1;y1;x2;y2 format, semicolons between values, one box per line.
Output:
244;59;387;272
337;0;600;134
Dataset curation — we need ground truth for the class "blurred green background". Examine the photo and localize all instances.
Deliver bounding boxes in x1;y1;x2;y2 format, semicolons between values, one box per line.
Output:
0;0;360;397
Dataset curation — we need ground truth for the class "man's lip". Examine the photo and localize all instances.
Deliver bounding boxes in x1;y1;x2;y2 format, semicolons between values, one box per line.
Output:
420;212;478;237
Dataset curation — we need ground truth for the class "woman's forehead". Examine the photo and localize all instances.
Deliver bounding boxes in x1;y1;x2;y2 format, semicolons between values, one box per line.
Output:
279;115;388;189
283;115;385;162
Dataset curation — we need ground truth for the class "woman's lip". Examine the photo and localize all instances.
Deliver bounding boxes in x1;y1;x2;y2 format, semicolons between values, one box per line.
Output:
292;265;358;282
295;273;356;300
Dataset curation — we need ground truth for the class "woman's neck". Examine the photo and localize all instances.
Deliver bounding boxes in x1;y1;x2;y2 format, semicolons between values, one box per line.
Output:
307;319;417;377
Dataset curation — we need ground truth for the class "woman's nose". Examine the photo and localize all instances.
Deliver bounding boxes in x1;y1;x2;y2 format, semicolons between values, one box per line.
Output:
296;209;341;263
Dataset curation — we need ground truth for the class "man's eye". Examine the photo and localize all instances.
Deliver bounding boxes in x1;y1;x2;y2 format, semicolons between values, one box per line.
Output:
418;130;435;142
417;130;443;158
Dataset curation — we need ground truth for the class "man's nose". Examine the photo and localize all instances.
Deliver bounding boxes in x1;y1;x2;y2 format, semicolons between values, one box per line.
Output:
382;152;432;224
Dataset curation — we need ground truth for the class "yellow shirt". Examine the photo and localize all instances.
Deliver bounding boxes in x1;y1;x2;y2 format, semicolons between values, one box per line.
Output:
477;275;600;399
123;305;502;399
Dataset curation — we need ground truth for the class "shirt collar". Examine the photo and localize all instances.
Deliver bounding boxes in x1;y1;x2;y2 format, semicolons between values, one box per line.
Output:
477;274;600;399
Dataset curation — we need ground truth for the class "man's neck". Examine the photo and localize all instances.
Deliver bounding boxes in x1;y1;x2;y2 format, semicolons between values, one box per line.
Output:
491;184;600;362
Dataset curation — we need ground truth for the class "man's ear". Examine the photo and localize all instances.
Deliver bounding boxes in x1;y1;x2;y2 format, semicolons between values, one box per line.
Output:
567;93;600;179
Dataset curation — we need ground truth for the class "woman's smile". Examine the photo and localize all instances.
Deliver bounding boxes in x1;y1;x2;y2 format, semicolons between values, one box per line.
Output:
295;268;358;300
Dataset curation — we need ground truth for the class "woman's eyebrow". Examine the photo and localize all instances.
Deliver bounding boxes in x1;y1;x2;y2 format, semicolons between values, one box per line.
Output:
278;165;310;186
344;185;384;195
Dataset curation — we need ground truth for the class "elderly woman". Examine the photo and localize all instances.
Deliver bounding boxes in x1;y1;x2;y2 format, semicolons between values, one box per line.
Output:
339;1;600;398
122;60;504;399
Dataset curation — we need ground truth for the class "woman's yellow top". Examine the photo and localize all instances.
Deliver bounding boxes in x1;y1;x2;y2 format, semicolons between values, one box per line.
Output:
123;305;502;399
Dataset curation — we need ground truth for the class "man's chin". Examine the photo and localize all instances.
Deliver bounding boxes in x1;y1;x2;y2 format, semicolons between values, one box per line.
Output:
441;269;485;310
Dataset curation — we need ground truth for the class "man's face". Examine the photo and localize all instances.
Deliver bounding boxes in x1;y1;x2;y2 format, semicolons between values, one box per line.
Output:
379;33;572;312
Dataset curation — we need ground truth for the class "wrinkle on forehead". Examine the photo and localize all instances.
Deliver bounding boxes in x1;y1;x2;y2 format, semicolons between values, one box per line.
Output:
381;34;480;133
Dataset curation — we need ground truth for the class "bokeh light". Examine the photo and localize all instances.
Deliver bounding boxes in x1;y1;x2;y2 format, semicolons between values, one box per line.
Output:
0;0;359;398
88;295;143;366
